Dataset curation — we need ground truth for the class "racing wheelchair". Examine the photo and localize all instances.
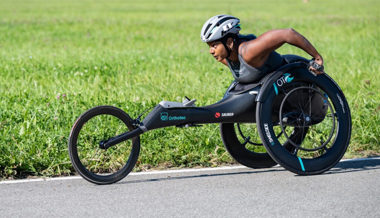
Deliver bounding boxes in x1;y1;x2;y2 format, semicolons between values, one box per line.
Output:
68;55;351;184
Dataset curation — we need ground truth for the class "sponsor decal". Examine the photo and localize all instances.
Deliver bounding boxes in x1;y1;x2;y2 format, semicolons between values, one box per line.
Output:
160;112;186;121
222;23;233;31
215;112;234;118
337;94;345;114
276;73;294;87
264;123;275;146
160;112;168;121
284;73;294;83
169;116;186;121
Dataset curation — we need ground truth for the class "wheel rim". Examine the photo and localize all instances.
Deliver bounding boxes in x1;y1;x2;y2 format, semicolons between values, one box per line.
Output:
73;113;135;178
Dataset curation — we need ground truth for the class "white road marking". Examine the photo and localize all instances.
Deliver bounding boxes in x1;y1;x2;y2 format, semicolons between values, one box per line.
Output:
0;165;248;184
1;157;379;185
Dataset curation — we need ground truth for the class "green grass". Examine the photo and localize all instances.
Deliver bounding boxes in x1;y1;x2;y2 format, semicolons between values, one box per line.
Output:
0;0;379;178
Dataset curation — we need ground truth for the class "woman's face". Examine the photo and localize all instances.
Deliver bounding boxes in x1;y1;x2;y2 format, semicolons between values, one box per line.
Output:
207;41;227;62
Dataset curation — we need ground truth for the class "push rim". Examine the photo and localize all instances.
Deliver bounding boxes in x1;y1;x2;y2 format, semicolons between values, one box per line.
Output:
278;86;336;153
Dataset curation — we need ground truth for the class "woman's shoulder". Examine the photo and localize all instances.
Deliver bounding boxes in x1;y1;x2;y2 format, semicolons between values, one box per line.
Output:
237;34;257;54
237;34;257;56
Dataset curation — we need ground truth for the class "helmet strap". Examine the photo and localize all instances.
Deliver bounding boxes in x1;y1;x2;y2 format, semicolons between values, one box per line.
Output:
222;42;231;58
221;36;234;59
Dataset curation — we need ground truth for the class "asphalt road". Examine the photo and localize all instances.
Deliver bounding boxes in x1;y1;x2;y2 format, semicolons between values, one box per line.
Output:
1;157;379;218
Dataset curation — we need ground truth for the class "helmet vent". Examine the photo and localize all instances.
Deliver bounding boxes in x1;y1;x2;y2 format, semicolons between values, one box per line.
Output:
216;16;235;26
203;23;212;35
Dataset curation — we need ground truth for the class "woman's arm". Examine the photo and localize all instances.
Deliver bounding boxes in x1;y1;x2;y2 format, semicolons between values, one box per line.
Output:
241;28;324;74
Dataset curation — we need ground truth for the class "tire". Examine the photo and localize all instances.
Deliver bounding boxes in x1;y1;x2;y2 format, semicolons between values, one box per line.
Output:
68;106;140;185
256;72;351;175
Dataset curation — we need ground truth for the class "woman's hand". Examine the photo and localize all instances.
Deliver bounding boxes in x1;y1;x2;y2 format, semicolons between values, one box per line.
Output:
309;56;324;75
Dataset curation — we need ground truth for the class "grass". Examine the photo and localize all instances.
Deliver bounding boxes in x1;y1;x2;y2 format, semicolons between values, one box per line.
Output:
0;0;379;178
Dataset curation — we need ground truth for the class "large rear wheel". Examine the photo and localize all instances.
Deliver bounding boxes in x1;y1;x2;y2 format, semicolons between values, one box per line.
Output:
257;74;351;175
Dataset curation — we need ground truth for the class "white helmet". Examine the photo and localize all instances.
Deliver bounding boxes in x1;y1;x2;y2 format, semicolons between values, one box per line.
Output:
200;15;241;42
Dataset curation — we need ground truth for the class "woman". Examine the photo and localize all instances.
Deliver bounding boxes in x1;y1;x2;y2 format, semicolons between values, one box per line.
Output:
201;15;324;84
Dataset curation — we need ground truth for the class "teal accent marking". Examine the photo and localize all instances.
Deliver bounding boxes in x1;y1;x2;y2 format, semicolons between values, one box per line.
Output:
298;157;305;172
273;83;278;95
284;73;294;83
160;112;168;121
323;93;328;103
271;142;275;146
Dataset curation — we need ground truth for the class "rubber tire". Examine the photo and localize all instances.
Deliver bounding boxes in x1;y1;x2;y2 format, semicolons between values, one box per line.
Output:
68;106;140;185
256;73;351;175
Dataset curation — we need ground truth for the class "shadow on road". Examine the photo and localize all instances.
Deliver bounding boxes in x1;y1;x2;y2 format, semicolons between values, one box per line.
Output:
119;157;380;185
326;157;380;175
120;167;286;185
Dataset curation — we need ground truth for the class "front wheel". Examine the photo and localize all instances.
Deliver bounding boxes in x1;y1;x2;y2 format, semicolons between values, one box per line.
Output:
68;106;140;185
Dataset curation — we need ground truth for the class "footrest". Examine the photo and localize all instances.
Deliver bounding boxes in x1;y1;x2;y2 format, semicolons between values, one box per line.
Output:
183;99;196;107
159;98;197;108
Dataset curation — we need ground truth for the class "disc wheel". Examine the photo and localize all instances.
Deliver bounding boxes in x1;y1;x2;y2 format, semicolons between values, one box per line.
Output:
220;123;277;168
68;106;140;185
257;74;351;175
220;122;308;168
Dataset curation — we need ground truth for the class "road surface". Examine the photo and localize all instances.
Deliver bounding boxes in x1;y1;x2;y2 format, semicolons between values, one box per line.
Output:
0;157;379;217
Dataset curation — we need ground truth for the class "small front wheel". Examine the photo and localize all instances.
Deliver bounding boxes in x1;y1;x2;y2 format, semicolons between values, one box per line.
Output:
68;106;140;185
